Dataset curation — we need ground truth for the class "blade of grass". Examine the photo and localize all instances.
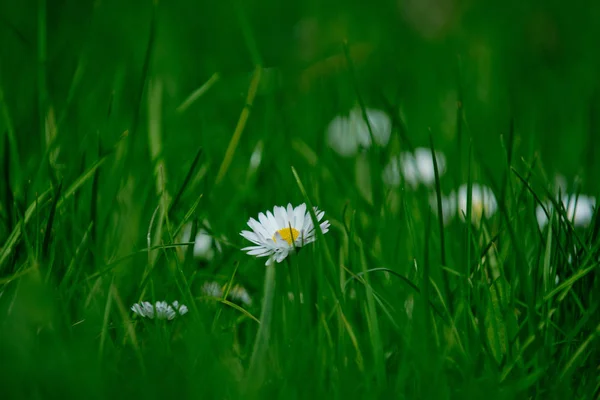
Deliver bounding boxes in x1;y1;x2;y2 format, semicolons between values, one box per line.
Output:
0;187;52;270
41;182;62;261
215;65;262;185
245;263;276;392
291;166;339;294
169;147;203;215
559;322;599;381
430;134;453;316
61;221;93;293
176;73;220;113
214;298;259;325
358;239;385;387
37;0;48;142
0;85;22;196
3;132;14;234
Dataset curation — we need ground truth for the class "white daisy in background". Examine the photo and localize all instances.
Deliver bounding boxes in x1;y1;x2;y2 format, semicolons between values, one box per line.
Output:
536;194;596;229
201;281;223;298
131;301;188;320
247;140;264;178
201;281;253;306
429;191;458;225
457;183;498;224
181;221;221;261
326;106;391;157
227;284;253;306
240;203;331;266
383;147;446;188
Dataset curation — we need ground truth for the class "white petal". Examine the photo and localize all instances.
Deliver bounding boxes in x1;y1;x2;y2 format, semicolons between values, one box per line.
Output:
275;249;290;263
243;245;273;257
382;156;401;187
319;220;330;234
274;206;288;230
131;303;144;316
536;203;550;229
193;230;214;260
294;203;307;230
286;203;294;224
567;195;596;227
430;191;457;225
258;213;274;236
457;183;497;222
366;108;392;146
326;115;359;157
353;107;392;148
248;217;270;240
266;210;279;232
177;304;189;315
240;230;262;245
315;209;325;221
400;152;420;188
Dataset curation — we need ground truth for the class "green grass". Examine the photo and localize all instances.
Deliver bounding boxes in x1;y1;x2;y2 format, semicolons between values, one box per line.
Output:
1;1;600;398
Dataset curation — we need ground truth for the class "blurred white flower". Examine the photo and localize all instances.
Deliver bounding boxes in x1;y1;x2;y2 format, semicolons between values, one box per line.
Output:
247;140;264;177
201;281;253;306
240;203;330;266
201;281;223;298
131;301;188;320
383;148;446;188
536;194;596;229
326;106;391;157
429;191;457;225
226;284;253;306
181;221;219;261
457;183;497;224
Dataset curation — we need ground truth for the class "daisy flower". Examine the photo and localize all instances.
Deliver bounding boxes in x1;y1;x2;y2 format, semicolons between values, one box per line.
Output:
383;148;446;188
431;184;497;225
181;221;221;261
457;183;498;224
240;203;331;266
227;284;253;306
326;106;391;157
201;281;253;306
429;191;458;225
131;301;189;320
201;281;223;298
536;194;596;229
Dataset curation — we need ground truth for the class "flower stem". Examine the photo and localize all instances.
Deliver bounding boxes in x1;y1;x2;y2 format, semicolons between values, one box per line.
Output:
246;263;276;392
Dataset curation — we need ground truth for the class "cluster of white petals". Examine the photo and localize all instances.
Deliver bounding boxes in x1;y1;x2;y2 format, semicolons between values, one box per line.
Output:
201;281;253;306
180;221;220;261
240;203;330;266
383;147;446;188
326;106;391;157
131;301;188;320
536;194;596;229
430;183;498;225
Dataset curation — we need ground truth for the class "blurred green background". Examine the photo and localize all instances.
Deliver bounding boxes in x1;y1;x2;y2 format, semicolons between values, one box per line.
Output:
3;0;600;183
1;0;600;398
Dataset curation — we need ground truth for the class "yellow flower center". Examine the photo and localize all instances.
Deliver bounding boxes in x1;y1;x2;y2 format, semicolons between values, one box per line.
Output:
273;227;300;246
472;201;484;219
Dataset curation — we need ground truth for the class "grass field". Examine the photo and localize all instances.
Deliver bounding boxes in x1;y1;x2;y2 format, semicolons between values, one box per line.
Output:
1;1;600;398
